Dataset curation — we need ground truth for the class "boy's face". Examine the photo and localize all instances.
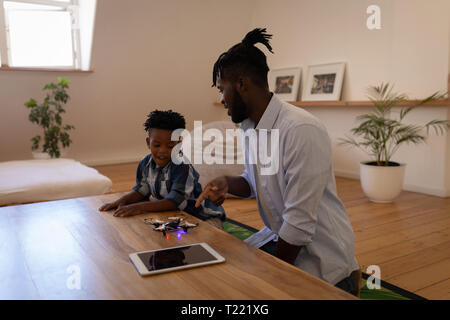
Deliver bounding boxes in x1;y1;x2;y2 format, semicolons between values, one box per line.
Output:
146;128;178;167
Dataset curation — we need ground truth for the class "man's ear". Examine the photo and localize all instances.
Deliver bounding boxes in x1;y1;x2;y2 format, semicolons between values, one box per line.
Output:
235;76;245;93
146;137;150;148
235;76;251;95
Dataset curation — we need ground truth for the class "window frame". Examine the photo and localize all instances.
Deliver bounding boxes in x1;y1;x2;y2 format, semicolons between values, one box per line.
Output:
0;0;82;70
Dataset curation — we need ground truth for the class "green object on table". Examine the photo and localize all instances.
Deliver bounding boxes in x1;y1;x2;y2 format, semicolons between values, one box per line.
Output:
223;221;255;241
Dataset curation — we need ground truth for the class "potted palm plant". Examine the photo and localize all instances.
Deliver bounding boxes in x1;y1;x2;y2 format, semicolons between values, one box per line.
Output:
24;77;75;159
340;83;449;202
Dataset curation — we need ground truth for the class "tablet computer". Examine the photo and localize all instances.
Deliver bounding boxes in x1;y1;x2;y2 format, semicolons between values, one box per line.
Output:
129;242;225;276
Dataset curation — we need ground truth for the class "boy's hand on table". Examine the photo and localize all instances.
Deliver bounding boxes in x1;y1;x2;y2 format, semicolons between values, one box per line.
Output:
99;191;144;212
195;176;228;207
99;199;126;211
113;203;143;217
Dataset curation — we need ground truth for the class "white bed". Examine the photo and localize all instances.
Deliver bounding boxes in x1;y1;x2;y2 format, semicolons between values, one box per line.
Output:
0;159;112;206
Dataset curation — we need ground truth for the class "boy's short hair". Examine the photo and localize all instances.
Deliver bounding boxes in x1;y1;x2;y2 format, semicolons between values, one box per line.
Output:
144;109;186;133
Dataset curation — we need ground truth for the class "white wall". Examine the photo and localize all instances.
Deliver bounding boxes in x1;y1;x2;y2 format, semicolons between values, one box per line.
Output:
1;0;450;197
251;0;450;196
0;0;246;165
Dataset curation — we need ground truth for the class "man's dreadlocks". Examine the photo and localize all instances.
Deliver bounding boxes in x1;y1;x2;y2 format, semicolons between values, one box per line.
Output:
212;28;274;88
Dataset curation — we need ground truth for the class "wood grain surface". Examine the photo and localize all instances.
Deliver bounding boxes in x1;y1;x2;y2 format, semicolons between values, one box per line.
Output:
0;193;356;300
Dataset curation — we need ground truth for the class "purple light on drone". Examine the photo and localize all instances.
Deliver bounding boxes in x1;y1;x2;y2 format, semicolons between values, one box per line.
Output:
176;230;187;240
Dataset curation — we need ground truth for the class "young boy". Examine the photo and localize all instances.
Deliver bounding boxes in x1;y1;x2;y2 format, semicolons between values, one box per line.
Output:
99;110;226;228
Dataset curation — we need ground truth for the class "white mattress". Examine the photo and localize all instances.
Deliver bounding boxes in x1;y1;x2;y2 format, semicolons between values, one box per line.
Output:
0;159;112;206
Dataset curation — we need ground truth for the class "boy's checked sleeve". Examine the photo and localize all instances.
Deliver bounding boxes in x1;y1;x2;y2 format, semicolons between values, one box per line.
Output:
165;164;195;210
132;157;151;198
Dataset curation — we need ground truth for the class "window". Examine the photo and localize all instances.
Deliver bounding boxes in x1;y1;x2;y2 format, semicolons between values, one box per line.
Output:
0;0;96;70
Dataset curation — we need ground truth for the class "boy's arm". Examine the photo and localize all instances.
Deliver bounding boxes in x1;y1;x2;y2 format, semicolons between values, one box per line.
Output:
113;198;178;217
99;190;145;211
113;163;193;217
107;154;153;214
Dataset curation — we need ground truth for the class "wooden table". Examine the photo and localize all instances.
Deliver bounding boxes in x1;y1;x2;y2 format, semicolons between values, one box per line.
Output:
0;193;357;300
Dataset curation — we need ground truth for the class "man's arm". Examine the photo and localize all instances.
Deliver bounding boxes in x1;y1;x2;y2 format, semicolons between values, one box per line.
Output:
274;238;303;265
277;125;331;259
226;176;252;198
195;175;252;207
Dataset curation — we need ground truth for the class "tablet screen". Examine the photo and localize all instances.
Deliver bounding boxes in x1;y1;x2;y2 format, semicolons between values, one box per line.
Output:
137;244;218;272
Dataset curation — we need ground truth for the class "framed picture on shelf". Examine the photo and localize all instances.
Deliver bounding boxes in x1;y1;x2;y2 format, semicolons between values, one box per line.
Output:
268;67;301;101
303;62;345;101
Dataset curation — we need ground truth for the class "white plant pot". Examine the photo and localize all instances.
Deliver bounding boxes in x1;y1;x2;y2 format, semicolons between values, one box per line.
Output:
360;161;406;203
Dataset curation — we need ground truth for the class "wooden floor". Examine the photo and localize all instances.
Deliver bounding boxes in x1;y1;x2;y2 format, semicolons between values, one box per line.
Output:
94;162;450;300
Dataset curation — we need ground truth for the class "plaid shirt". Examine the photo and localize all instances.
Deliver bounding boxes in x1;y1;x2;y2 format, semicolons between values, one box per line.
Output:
133;154;225;221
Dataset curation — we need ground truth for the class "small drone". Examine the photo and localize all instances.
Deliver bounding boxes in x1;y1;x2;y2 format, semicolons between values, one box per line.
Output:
144;215;199;236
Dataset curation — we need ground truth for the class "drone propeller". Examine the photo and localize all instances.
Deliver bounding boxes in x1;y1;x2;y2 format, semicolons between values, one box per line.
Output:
144;218;165;226
182;221;199;228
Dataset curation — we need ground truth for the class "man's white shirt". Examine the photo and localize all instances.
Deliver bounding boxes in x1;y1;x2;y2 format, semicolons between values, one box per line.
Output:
240;94;359;285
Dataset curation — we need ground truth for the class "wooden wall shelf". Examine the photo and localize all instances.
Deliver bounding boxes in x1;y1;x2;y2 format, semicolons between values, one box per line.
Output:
290;99;450;108
214;99;450;108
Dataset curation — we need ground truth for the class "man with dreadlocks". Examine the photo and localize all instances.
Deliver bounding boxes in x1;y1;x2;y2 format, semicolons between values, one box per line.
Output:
196;28;360;294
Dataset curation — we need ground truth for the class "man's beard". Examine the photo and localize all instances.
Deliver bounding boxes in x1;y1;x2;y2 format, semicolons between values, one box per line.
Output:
230;88;248;124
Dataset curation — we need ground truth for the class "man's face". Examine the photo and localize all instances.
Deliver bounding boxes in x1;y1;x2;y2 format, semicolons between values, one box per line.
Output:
217;76;248;124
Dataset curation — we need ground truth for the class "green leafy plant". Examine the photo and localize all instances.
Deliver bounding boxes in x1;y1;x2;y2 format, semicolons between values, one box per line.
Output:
339;83;449;166
24;77;75;158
